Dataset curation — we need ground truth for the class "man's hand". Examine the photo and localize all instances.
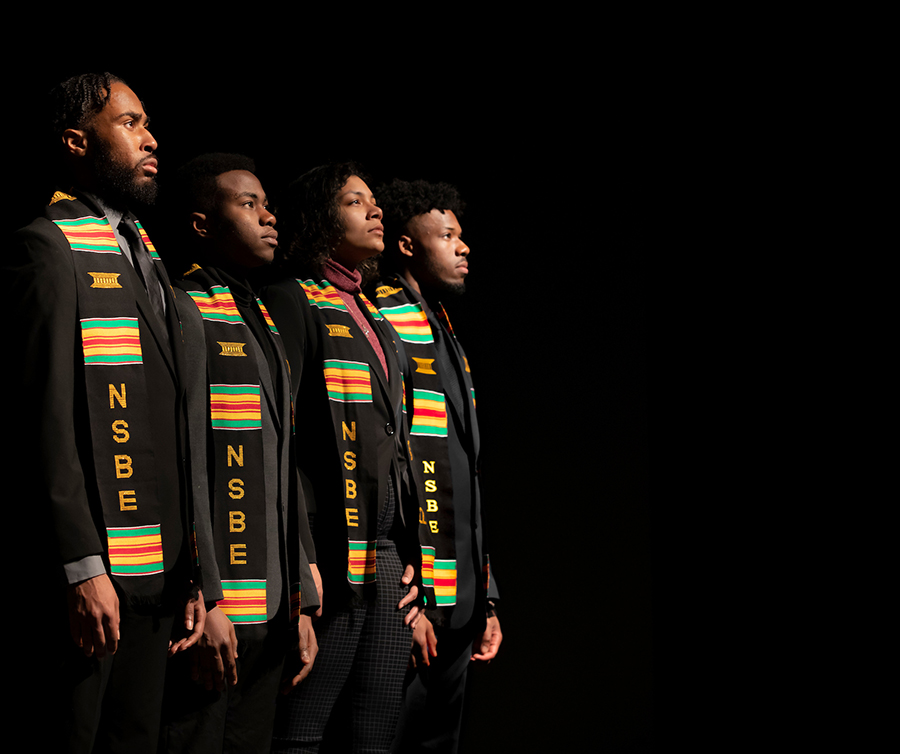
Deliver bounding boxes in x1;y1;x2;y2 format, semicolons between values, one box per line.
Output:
169;588;207;656
68;573;120;658
410;614;438;668
471;615;503;663
310;563;323;619
191;606;238;692
398;565;420;628
280;615;318;694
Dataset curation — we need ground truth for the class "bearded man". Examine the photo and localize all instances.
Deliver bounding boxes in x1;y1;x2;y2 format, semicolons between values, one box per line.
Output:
5;72;215;753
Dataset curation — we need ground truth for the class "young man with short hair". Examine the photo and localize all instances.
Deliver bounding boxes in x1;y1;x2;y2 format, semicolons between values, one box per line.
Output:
159;153;320;753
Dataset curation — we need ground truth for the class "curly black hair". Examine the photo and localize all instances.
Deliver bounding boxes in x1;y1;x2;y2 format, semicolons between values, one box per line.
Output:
276;161;380;282
375;179;466;272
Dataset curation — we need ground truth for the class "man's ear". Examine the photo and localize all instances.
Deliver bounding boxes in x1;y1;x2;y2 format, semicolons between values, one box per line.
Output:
398;235;415;258
191;212;211;239
62;128;88;157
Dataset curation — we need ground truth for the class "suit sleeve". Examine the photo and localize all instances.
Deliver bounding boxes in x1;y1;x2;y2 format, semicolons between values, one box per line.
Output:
6;222;105;567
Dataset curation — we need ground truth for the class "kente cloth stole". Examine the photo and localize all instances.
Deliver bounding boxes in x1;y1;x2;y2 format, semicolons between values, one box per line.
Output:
297;278;391;594
49;196;167;602
374;281;463;610
182;266;300;624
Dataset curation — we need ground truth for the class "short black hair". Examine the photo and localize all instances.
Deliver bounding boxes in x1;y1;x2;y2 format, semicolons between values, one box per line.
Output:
277;161;375;280
171;152;257;217
162;153;257;276
376;179;465;270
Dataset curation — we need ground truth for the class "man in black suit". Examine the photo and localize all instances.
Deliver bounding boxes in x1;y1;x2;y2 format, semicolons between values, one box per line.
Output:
371;179;503;754
5;72;214;753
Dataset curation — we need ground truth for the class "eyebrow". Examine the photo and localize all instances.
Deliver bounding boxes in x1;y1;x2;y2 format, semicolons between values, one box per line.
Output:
235;190;267;203
118;110;149;126
340;189;375;201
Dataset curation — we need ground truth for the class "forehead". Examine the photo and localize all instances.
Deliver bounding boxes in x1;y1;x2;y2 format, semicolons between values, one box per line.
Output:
339;174;373;197
101;82;145;119
412;209;461;235
215;169;264;199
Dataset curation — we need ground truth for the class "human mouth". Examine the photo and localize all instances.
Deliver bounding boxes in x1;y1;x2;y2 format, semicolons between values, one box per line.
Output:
140;157;158;176
263;230;278;247
369;224;384;236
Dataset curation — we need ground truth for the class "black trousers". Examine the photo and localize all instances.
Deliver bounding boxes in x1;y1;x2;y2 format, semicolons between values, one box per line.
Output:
160;616;290;754
34;599;176;754
391;625;475;754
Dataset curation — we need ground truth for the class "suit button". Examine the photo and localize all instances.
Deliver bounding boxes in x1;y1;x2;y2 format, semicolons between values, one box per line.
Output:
385;423;394;436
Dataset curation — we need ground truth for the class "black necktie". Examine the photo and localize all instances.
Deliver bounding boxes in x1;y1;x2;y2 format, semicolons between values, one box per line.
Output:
119;217;167;329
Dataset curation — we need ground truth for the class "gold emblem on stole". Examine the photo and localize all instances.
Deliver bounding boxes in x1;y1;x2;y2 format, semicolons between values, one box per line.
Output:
88;272;123;288
326;324;353;338
218;341;248;357
412;357;436;374
375;285;403;298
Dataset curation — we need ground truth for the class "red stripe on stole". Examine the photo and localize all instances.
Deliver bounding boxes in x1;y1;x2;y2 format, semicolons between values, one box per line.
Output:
109;544;161;555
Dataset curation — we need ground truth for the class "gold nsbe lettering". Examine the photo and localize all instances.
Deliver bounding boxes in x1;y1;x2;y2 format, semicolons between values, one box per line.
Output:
228;479;245;499
230;544;247;564
375;285;403;298
109;383;127;409
422;460;435;474
229;510;246;532
418;507;426;524
112;420;130;443
428;520;440;534
118;490;137;511
217;341;248;357
413;357;436;374
425;480;437;493
326;324;353;338
426;499;438;512
343;451;357;470
342;421;356;441
88;272;122;289
345;479;357;499
114;455;133;479
227;445;244;467
346;508;359;527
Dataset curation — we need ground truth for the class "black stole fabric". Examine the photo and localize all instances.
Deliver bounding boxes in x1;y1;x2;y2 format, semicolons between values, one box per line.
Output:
293;277;421;604
48;192;176;604
372;276;476;623
177;264;299;624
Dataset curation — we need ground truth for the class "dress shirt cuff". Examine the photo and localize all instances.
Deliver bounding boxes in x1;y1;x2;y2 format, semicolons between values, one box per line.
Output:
64;555;107;585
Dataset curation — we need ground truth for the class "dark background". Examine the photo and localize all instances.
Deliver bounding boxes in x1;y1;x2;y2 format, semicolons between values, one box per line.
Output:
7;49;649;752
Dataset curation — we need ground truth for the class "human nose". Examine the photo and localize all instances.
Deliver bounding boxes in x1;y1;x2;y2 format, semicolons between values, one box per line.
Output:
368;201;382;220
261;207;276;226
458;239;470;256
142;126;157;153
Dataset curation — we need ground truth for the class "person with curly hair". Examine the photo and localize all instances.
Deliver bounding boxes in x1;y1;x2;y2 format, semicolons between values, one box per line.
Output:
261;163;423;753
369;178;502;754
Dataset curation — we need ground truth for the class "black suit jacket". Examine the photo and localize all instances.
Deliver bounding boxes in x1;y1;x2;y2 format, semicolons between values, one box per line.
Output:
5;192;214;604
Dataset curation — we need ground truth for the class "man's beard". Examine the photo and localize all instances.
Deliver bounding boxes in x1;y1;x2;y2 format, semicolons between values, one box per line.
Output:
422;256;466;298
90;143;158;211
